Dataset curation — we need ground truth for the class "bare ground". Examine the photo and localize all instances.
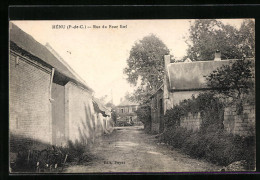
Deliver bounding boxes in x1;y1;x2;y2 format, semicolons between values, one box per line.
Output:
64;126;221;173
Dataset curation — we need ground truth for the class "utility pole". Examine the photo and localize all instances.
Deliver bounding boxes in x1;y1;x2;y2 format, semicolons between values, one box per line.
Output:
111;89;114;105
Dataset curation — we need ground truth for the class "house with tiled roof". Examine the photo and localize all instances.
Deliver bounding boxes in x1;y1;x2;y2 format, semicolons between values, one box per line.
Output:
150;53;255;134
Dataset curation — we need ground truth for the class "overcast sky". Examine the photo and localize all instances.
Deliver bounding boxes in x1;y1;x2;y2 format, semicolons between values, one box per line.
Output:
12;19;245;105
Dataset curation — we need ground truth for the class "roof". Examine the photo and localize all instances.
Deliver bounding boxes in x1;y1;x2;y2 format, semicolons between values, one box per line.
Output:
92;97;111;116
9;22;93;92
117;99;139;107
167;59;239;91
45;43;92;90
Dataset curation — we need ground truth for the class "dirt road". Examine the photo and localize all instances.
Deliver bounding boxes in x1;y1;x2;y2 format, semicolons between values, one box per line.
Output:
64;126;221;173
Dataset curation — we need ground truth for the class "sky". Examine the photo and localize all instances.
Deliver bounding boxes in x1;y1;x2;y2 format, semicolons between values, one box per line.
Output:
11;19;246;105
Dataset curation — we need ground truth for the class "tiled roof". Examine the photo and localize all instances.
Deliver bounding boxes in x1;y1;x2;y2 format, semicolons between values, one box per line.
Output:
9;22;93;92
167;59;240;91
117;99;139;107
92;97;110;116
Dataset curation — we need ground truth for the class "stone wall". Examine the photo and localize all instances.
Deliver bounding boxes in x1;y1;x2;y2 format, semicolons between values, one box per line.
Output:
180;112;202;131
224;104;255;136
178;103;255;136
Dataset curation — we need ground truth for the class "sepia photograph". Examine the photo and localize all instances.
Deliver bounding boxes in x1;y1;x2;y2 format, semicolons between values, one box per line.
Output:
9;19;255;173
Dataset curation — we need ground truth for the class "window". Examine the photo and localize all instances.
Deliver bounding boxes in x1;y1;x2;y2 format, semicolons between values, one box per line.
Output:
121;109;124;113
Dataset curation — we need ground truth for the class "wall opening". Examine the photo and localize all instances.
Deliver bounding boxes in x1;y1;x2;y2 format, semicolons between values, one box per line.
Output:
51;72;69;146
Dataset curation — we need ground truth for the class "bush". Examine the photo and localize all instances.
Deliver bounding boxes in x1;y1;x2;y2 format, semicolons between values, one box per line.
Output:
63;140;92;164
136;105;151;132
164;92;224;131
12;145;67;172
161;126;255;169
161;126;193;148
10;138;93;172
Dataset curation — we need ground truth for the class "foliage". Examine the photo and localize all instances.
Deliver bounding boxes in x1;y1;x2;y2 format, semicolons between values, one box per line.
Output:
136;105;151;132
64;140;93;164
164;93;224;131
12;145;67;172
111;110;117;124
106;102;117;124
10;136;94;172
124;34;170;103
206;59;254;113
160;126;255;168
115;120;134;127
185;19;255;61
239;19;255;58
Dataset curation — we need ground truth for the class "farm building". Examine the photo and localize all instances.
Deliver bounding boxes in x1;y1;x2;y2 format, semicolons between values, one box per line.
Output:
150;85;164;133
150;53;255;135
9;22;112;151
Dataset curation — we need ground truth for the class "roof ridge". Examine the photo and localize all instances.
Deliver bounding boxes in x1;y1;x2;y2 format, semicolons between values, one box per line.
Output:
10;22;93;93
118;98;139;106
45;43;93;92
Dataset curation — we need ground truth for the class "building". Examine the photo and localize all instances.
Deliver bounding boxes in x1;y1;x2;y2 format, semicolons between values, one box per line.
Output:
9;22;111;151
116;99;140;125
93;97;113;135
150;52;255;135
150;85;164;133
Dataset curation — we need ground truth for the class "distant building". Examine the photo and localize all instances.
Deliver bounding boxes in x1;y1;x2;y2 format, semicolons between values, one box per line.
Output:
183;58;192;63
116;99;141;125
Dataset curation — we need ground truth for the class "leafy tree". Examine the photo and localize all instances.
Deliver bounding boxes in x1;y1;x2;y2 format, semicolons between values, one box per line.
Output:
124;34;170;103
206;59;254;113
105;102;117;124
238;19;255;58
136;105;151;132
185;19;255;61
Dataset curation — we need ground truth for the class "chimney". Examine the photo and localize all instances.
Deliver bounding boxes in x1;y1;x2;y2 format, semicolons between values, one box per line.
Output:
214;50;221;61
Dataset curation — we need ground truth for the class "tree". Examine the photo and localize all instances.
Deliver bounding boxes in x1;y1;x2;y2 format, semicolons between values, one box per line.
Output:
238;19;255;58
105;102;117;124
206;59;254;113
124;34;170;103
136;105;151;132
185;19;255;61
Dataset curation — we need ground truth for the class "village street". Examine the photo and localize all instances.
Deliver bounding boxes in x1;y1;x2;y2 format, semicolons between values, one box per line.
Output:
64;126;221;173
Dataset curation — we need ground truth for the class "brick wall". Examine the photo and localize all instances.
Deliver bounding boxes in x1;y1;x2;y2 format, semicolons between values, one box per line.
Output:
224;104;255;136
180;112;202;131
9;52;52;146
